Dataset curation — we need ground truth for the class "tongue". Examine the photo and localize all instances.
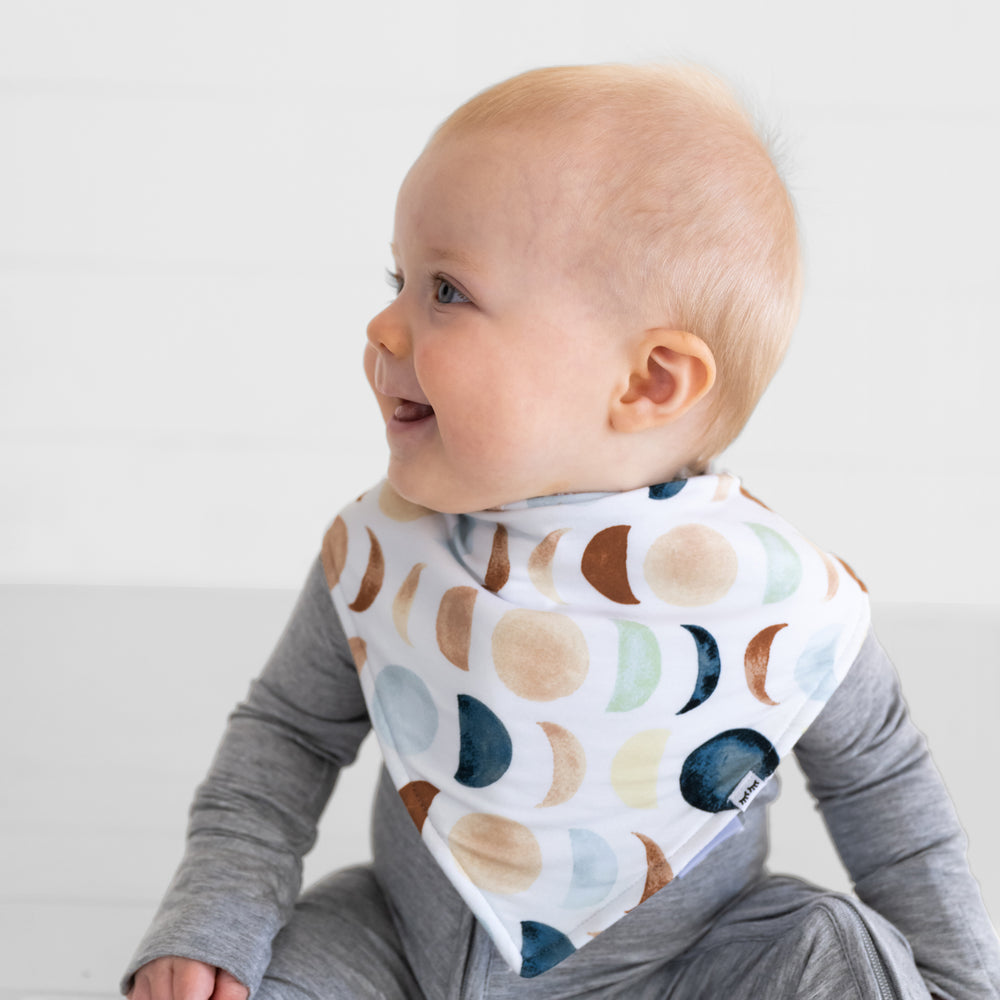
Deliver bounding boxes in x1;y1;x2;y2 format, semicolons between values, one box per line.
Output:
395;401;434;422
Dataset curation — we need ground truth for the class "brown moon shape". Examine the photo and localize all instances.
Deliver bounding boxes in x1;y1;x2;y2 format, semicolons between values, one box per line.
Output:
348;636;367;672
449;813;542;894
632;832;673;906
739;485;771;510
528;528;569;603
643;524;738;607
378;481;433;521
744;623;787;705
536;721;586;807
321;516;348;588
492;610;589;701
349;528;384;612
581;525;640;604
399;780;439;834
712;474;736;502
436;586;477;670
484;525;510;593
835;554;868;593
392;563;426;644
808;543;840;601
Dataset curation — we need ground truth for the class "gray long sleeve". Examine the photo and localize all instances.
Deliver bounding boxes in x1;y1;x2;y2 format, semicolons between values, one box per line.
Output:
796;628;1000;998
121;558;370;995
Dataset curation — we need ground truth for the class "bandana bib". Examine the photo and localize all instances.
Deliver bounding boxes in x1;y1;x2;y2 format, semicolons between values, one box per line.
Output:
323;474;870;977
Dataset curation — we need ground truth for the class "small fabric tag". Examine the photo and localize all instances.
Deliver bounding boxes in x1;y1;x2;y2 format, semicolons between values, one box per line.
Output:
729;771;765;811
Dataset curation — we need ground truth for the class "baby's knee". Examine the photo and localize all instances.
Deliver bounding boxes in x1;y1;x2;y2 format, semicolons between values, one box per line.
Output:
790;894;925;998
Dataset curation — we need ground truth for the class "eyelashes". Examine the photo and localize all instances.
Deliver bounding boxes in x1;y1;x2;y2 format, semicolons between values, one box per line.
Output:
385;268;404;295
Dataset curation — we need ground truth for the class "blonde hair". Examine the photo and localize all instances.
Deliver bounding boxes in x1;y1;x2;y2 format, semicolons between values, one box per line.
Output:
433;64;802;465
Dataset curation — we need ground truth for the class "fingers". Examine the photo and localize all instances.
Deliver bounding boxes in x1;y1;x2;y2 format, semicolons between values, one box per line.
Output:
128;957;221;1000
211;970;250;1000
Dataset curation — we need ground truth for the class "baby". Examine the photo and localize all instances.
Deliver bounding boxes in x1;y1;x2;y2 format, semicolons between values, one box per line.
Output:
123;64;1000;999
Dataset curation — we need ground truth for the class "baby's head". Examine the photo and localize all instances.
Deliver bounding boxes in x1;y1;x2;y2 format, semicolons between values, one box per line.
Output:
365;64;801;513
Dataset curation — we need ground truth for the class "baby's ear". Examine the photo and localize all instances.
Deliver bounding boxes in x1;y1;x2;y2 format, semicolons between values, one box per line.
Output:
610;330;716;433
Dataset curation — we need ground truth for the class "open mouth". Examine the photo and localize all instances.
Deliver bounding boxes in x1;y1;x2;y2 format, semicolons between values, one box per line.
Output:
394;400;435;422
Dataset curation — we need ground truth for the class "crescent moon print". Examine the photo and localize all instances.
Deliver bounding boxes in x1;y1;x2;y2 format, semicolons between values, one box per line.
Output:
455;695;513;788
811;543;840;601
712;474;737;502
606;620;662;712
648;480;686;500
321;516;348;588
349;527;384;612
744;623;787;706
436;586;477;670
398;780;439;834
563;828;618;909
347;636;367;671
392;562;425;644
747;523;802;605
835;554;868;593
739;485;771;510
581;525;640;604
676;624;721;714
536;721;586;807
632;831;673;905
520;921;576;979
610;728;671;809
527;528;569;604
484;525;510;593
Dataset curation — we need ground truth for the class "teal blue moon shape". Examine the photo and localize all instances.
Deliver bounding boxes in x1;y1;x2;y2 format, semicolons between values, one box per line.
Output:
455;694;513;788
563;828;618;909
680;728;779;813
648;480;686;499
677;624;721;714
606;620;662;712
371;664;438;755
520;920;576;978
748;523;803;603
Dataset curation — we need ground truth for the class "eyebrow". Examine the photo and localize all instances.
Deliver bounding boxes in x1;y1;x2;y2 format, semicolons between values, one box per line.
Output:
389;242;480;271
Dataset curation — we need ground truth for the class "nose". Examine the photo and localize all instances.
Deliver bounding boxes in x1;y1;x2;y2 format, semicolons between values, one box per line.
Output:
366;299;410;358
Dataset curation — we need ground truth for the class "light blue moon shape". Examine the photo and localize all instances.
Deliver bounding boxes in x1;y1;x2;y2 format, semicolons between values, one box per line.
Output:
606;620;662;712
520;920;576;978
748;523;803;604
370;664;438;755
795;625;842;701
677;624;721;714
563;828;618;909
455;694;513;788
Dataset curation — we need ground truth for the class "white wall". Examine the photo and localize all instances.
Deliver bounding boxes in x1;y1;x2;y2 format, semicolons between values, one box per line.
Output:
2;0;998;603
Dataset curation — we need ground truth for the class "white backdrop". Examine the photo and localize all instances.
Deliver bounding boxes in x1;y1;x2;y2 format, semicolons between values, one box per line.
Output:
2;0;998;604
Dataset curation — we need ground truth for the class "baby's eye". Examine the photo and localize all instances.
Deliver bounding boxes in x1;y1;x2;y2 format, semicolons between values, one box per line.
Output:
435;278;469;305
385;269;403;295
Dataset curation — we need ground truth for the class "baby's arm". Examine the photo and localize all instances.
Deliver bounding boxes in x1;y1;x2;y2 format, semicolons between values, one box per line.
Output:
795;629;1000;998
121;558;370;997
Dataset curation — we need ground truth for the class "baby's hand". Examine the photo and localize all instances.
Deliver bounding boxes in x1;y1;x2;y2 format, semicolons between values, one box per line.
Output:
128;957;248;1000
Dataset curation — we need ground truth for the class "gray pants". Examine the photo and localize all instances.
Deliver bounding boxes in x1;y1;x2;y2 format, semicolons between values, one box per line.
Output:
256;866;932;1000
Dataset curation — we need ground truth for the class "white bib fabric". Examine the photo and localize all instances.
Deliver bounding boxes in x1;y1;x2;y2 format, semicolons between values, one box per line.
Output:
323;474;870;978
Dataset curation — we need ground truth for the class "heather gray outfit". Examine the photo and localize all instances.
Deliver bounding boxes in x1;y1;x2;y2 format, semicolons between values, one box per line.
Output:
122;559;1000;999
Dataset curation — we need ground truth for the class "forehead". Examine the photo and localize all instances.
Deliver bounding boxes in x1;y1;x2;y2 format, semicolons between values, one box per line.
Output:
393;128;597;262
